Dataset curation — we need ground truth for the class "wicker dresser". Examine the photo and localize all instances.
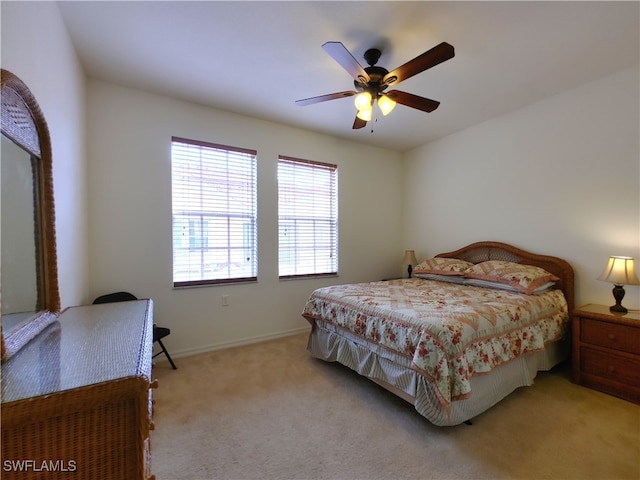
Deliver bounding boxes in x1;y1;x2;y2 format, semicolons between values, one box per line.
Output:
1;300;156;479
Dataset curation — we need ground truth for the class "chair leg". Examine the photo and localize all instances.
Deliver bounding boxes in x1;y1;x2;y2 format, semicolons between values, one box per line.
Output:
154;339;177;369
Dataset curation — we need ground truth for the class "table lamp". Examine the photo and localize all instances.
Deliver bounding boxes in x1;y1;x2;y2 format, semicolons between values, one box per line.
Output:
597;256;640;313
403;250;418;278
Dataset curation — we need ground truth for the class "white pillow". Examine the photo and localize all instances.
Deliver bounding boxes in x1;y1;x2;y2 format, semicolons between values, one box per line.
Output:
463;278;556;295
414;273;467;284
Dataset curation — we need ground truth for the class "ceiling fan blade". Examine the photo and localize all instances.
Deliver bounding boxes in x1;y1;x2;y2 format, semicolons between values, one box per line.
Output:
322;42;370;84
295;91;357;106
352;115;367;129
383;42;454;87
386;90;440;112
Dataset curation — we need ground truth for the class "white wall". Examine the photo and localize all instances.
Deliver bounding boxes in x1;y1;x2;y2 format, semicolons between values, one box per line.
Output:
86;80;403;356
1;1;89;308
403;66;640;310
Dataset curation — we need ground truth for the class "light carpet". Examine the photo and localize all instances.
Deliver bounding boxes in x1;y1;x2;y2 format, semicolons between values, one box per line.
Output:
150;331;639;480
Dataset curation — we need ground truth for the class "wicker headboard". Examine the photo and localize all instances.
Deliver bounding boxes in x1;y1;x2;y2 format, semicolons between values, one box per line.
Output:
436;241;575;312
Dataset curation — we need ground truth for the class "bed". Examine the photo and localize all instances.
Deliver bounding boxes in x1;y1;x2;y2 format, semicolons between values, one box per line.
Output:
303;241;574;426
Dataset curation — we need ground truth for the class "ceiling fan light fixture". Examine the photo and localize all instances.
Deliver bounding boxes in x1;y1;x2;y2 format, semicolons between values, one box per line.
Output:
354;91;372;111
378;94;396;116
296;40;455;129
356;108;372;121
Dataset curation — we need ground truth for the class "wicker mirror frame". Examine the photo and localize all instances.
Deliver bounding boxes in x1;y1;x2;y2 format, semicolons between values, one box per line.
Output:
1;69;60;362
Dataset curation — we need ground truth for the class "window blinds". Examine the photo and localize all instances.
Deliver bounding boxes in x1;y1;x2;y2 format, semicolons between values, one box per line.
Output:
172;137;257;286
278;156;338;278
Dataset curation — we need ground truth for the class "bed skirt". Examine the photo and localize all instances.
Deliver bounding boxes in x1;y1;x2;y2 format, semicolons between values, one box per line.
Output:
307;319;569;426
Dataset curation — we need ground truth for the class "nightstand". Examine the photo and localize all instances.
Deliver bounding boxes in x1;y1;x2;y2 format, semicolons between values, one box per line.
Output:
572;304;640;404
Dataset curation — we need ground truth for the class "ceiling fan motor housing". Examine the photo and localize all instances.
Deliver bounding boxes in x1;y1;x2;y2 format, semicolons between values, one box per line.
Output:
363;48;382;66
354;48;395;98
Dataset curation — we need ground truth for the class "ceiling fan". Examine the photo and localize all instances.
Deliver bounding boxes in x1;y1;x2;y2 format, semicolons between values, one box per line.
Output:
295;41;455;129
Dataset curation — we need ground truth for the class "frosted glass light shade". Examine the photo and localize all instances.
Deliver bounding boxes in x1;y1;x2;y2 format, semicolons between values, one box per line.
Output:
378;95;396;115
356;108;372;121
354;92;372;111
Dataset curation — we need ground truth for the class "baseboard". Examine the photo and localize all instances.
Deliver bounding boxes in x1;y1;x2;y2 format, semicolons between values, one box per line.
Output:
152;325;311;363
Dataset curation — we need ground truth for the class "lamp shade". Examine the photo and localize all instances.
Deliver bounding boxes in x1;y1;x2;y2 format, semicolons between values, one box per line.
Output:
378;94;397;116
378;94;396;116
598;256;640;285
402;250;418;266
354;92;372;111
356;108;372;121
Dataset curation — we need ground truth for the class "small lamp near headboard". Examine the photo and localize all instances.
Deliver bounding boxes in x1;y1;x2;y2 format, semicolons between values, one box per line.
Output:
598;256;640;313
403;250;418;278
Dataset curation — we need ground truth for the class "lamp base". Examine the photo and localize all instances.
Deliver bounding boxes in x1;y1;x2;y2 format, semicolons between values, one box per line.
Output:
610;303;628;314
407;265;413;278
610;284;628;314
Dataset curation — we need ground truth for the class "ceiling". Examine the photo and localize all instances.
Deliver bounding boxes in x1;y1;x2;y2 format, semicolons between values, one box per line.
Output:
57;1;639;153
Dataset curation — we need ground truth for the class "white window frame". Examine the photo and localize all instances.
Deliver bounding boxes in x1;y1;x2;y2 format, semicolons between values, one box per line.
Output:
278;156;338;279
171;137;257;287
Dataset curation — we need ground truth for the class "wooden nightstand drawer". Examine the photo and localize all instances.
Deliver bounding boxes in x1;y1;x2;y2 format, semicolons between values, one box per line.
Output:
581;347;640;386
572;304;640;404
581;318;640;354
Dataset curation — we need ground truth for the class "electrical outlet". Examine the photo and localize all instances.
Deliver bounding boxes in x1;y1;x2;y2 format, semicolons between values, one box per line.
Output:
221;295;229;306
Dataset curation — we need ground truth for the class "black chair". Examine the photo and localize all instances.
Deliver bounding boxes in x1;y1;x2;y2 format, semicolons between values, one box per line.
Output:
93;291;177;369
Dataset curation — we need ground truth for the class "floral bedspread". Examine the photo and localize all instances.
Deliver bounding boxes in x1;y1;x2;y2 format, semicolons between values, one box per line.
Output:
302;278;568;405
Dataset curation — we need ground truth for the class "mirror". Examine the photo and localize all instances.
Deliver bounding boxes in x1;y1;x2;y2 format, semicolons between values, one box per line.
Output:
2;135;38;316
1;69;60;362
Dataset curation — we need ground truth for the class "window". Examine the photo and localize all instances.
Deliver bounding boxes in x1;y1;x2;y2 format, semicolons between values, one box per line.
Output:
172;137;257;286
278;156;338;278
